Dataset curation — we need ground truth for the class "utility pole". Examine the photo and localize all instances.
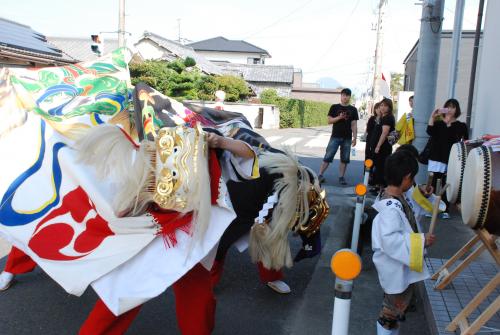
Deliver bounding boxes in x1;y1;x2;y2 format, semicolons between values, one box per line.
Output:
177;18;181;43
465;0;485;133
447;0;465;99
413;0;444;183
371;0;386;102
118;0;126;48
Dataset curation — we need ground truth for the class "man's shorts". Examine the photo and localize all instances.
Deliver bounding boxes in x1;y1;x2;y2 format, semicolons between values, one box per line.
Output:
323;137;352;164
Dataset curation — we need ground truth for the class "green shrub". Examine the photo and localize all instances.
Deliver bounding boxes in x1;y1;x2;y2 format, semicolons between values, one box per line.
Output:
184;57;196;68
259;89;331;128
213;75;250;102
130;60;251;102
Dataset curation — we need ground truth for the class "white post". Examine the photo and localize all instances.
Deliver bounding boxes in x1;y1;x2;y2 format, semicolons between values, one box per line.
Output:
331;250;362;335
372;0;385;101
118;0;126;48
350;196;365;252
332;279;353;335
447;0;465;98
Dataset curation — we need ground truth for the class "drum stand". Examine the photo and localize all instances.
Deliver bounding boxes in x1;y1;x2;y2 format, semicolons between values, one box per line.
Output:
446;273;499;334
431;229;499;289
430;229;499;335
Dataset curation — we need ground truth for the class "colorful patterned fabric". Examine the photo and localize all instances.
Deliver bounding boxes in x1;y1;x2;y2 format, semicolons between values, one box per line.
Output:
132;82;252;141
0;49;156;297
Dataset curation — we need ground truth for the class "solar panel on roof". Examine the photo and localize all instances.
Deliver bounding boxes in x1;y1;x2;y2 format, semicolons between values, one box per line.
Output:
0;18;62;57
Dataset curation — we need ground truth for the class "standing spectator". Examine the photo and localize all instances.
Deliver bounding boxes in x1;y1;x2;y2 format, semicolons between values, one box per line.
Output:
395;95;415;145
365;102;381;187
426;98;468;218
371;98;395;193
365;102;381;161
318;88;358;185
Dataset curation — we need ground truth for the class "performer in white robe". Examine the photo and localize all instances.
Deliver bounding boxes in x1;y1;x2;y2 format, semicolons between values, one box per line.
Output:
372;150;436;335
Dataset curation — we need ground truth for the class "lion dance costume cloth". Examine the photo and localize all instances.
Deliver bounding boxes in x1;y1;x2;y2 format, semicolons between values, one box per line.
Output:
0;49;328;334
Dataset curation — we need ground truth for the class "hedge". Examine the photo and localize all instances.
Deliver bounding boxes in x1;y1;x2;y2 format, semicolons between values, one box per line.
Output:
260;89;331;128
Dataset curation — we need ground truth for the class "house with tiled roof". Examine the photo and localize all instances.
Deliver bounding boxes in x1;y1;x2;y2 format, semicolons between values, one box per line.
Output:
47;37;119;62
0;17;76;67
219;63;294;97
188;36;270;65
135;32;221;75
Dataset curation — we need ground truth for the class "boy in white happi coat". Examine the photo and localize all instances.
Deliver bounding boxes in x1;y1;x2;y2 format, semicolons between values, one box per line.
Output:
372;150;436;335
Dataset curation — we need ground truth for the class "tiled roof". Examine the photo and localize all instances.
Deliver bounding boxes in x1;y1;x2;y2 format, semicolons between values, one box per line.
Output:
0;17;75;64
188;37;270;57
219;63;293;84
47;37;119;62
138;32;221;75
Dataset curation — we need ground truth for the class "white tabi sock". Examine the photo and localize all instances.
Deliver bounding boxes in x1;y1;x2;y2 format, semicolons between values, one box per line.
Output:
0;271;15;291
377;321;399;335
267;280;291;294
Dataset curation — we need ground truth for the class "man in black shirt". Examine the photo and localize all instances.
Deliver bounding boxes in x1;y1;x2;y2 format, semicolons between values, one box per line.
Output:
318;88;358;185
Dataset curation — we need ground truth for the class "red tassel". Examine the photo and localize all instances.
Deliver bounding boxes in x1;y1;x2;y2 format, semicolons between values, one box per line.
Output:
149;211;193;248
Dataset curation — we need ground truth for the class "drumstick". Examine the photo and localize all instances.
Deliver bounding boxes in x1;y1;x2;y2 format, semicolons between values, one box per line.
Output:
426;172;434;193
429;183;450;235
436;178;442;195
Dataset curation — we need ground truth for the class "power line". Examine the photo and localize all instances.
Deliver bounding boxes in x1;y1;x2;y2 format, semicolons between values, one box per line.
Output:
242;0;315;39
310;0;362;70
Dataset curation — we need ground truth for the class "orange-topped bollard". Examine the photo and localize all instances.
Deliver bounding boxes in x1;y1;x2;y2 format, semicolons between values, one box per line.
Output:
331;249;362;281
363;159;373;185
351;183;368;253
354;183;367;197
331;249;362;335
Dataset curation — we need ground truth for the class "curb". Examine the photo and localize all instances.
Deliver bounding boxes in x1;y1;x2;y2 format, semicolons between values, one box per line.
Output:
287;193;355;334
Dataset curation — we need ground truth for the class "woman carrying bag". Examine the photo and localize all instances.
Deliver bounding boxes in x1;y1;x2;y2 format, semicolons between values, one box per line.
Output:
426;98;468;218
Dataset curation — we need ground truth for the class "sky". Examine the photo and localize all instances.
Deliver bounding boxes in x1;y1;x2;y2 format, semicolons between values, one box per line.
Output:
2;0;483;94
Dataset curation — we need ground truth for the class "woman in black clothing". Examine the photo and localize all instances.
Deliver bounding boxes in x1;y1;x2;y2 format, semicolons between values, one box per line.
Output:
371;98;395;191
426;98;468;218
365;102;381;161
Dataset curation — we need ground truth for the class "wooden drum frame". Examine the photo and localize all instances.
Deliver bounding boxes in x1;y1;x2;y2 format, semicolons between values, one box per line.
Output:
461;145;500;235
447;140;484;204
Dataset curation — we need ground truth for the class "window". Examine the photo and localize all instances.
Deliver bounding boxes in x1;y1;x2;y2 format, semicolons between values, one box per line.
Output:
248;57;263;64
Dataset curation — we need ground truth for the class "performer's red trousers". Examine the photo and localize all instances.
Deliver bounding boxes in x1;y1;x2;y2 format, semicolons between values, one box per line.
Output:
79;263;216;335
4;246;37;274
79;261;283;335
3;246;283;335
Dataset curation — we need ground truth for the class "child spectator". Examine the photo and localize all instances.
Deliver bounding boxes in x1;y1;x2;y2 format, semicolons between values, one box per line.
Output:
372;150;435;334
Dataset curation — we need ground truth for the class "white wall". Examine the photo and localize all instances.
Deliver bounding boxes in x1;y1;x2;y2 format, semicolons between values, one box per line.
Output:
187;101;280;130
135;40;164;60
397;91;414;122
196;51;264;64
435;36;477;122
471;0;500;138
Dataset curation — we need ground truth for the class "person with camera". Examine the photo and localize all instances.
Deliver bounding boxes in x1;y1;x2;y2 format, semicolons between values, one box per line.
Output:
426;98;468;218
318;88;358;186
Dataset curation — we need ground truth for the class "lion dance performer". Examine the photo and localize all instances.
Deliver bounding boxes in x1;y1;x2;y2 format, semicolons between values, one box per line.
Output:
0;49;328;334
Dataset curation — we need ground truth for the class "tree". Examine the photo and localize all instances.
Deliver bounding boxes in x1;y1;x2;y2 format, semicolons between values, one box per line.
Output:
130;60;251;102
213;75;250;102
390;72;404;98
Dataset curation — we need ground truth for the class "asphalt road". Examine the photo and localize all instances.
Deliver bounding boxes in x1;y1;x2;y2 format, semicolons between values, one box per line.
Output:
0;122;432;335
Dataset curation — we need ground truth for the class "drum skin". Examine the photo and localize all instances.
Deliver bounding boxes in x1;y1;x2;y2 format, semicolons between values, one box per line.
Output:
461;146;500;235
447;141;484;204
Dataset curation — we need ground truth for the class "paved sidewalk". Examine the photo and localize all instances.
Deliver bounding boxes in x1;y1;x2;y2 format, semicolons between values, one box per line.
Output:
424;258;500;335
